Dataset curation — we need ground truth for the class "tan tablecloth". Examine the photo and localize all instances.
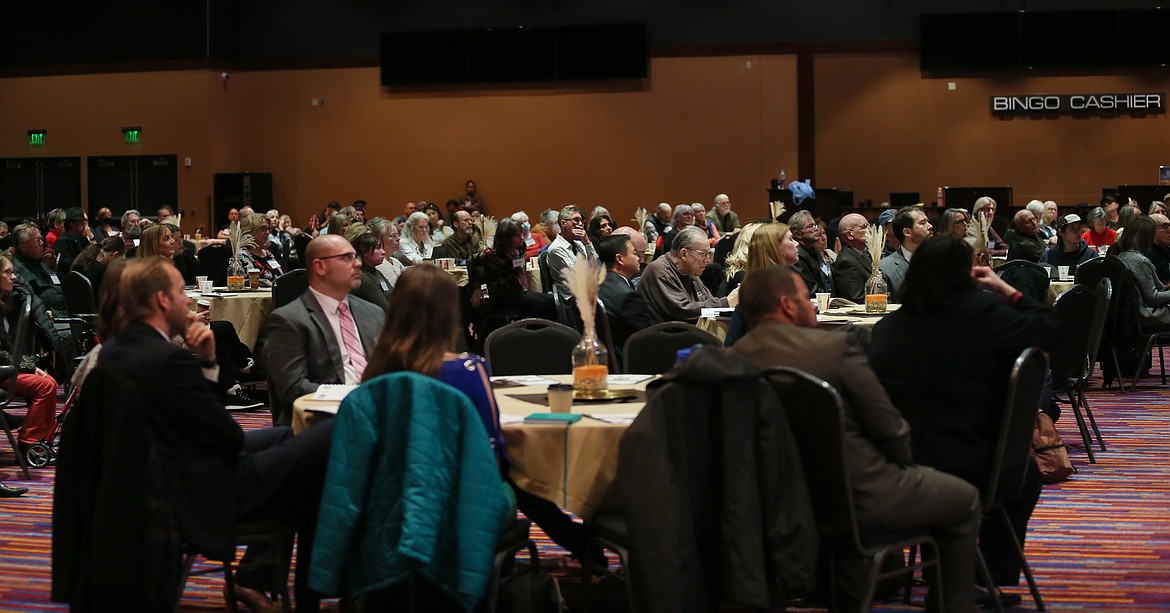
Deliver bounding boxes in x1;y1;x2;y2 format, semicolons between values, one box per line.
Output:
1048;280;1074;305
191;288;273;349
697;304;899;341
292;373;654;520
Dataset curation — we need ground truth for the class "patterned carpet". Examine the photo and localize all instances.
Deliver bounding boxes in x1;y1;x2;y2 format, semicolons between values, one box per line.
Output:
2;368;1169;611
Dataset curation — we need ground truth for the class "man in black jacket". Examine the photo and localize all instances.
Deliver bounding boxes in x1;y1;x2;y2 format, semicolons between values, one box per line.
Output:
54;207;92;276
597;235;659;366
831;213;873;303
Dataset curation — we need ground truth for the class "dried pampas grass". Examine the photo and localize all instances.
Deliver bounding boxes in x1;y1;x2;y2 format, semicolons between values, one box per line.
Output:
769;201;786;222
564;254;606;339
633;207;648;231
865;225;884;273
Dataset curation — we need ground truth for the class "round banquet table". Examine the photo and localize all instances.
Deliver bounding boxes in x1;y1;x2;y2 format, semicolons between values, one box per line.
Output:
696;304;900;342
189;287;274;350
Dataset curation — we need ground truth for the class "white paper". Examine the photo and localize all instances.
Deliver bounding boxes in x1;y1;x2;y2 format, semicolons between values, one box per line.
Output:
491;375;560;386
583;413;638;424
700;307;736;319
499;414;527;424
312;384;358;401
606;374;653;385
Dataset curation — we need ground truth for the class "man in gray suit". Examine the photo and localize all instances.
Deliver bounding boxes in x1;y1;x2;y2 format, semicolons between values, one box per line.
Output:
879;206;932;301
731;265;979;613
265;235;385;426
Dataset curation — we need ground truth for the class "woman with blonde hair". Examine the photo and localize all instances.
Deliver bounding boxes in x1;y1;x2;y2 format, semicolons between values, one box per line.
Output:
135;224;176;259
746;222;800;272
719;221;765;295
235;213;283;286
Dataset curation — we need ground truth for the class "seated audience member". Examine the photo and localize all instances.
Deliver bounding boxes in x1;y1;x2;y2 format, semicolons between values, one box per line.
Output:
937;208;971;240
1005;209;1047;262
723;222;802;346
880;206;932;301
719;222;766;296
70;237;126;298
216;207;242;240
265;235;385;426
44;208;65;248
1038;214;1098;270
1112;216;1170;329
90;207;118;241
399;211;434;264
441;209;483;263
11;223;67;317
589;205;611;221
970;197;1008;257
135;224;177;260
460;179;485;214
1082;207;1116;252
597;235;659;364
1150;201;1169;217
156;205;174;223
366;217;405;292
876;208;898;257
637;226;737;323
587;214;614;245
535;208;559;246
1026;200;1055;243
1041;201;1060;241
363;264;601;566
349;231;393;310
0;255;59;483
1117;202;1141;235
643;203;671;246
654;204;695;259
510;211;547;259
832;213;873;303
120;209;143;251
54;208;92;276
394;201;417;226
424;202;452;243
469;218;555;320
165;224;201;286
707;193;741;235
235;214;283;286
869;236;1060;595
324;213;351;238
689;203;721;247
731;264;980;613
790;211;834;297
1102;195;1121;229
93;256;334;612
610;226;648;283
1146;213;1170;285
546;205;599;300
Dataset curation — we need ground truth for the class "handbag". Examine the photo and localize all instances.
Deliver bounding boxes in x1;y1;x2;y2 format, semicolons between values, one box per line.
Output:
1032;411;1075;484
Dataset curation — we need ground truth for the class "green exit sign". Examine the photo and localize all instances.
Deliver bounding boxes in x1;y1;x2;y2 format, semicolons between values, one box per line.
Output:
28;130;45;146
122;126;141;144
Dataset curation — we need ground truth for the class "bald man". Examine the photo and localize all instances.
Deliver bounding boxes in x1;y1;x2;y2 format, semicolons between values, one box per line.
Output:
264;235;385;426
831;213;874;303
1005;210;1046;263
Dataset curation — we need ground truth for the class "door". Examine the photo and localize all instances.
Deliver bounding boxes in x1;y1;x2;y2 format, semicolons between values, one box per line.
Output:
87;154;177;220
0;157;82;222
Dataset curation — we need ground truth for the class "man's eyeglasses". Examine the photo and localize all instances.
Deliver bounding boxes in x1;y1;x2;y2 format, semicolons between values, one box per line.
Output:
316;252;359;263
689;248;711;259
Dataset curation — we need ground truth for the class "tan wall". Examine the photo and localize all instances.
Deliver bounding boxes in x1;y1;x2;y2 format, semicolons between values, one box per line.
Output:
815;52;1170;207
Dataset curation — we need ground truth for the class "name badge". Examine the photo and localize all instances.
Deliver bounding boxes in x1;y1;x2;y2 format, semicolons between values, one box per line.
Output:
379;279;389;292
524;236;535;246
50;273;60;285
512;257;525;269
267;258;280;269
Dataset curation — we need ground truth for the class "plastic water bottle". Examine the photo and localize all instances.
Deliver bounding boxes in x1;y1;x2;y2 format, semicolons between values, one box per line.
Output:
779;170;786;189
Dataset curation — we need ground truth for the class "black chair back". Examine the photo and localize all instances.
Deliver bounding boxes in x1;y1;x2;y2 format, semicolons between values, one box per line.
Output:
560;296;619;373
1085;279;1113;376
996;260;1050;303
484;318;581;376
1074;257;1124;331
272;269;309;309
197;243;232;286
986;348;1049;508
763;368;863;549
292;232;313;269
1050;284;1096;380
62;271;97;316
0;299;34;478
623;322;721;375
713;233;736;267
537;249;555;295
430;245;448;260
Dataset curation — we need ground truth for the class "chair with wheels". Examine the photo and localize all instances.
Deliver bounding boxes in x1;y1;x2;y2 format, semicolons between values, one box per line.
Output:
484;319;580;376
622;322;720;375
766;367;943;612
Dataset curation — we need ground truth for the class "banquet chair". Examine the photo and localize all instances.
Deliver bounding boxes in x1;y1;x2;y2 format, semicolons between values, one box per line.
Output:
995;260;1050;304
537;250;554;295
61;272;98;355
765;367;941;612
622;322;720;375
559;296;618;372
1073;257;1126;388
713;233;735;266
1051;281;1109;462
1115;267;1170;390
272;269;308;309
483;319;580;376
198;243;233;286
0;299;34;479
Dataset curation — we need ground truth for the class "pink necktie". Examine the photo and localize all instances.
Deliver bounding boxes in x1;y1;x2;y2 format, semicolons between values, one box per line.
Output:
337;301;367;378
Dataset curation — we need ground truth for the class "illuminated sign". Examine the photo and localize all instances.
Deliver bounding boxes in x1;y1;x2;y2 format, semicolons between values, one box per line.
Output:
991;93;1164;114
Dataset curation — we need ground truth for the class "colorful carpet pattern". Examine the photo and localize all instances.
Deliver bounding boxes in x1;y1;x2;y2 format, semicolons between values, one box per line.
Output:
2;368;1170;611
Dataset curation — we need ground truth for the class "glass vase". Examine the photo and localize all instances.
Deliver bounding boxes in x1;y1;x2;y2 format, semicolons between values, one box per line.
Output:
864;269;888;314
572;335;609;393
226;257;246;291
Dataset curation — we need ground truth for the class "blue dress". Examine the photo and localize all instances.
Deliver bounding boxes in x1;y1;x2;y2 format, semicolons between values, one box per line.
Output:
437;353;510;465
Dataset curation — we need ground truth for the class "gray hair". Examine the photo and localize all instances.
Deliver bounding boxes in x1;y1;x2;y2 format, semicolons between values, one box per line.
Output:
121;209;141;227
539;209;558;226
714;194;729;206
590;205;610;220
366;216;398;239
691;203;706;216
558;205;582;222
1150;201;1167;215
671;204;695;228
13;222;40;244
406;211;430;229
788;210;816;235
972;196;996;215
46;208;66;226
1087;207;1107;224
671;226;708;256
511;211;529;223
1025;200;1045;219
